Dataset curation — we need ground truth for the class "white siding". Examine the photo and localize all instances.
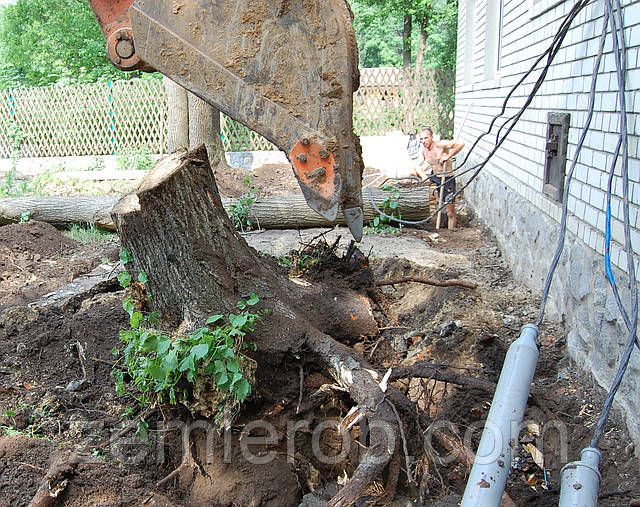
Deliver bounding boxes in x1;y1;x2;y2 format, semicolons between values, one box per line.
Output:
456;0;640;276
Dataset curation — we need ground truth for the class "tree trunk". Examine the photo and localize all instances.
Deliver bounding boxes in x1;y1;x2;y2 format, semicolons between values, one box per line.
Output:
164;76;189;153
0;188;433;230
402;11;412;71
416;26;427;70
188;93;230;171
110;146;406;505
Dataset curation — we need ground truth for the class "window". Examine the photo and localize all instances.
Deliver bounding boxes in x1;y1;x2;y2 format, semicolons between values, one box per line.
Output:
484;0;503;79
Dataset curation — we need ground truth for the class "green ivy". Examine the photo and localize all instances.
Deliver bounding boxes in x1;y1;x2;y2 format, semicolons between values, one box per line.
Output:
112;250;264;421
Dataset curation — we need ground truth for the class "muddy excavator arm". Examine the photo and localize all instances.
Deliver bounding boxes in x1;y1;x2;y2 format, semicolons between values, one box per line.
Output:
89;0;365;240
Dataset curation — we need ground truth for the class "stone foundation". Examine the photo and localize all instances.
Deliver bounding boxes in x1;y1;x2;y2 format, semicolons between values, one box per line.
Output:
464;169;640;452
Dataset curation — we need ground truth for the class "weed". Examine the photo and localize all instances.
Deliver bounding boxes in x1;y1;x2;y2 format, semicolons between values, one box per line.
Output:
64;223;116;244
19;211;32;223
87;157;106;171
116;146;155;172
366;184;402;234
229;176;257;232
0;168;55;198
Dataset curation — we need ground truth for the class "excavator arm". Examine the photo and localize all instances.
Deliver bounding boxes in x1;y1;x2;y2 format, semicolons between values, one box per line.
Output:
88;0;364;240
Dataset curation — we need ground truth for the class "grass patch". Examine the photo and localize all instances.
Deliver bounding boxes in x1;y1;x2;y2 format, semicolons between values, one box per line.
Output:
64;223;116;244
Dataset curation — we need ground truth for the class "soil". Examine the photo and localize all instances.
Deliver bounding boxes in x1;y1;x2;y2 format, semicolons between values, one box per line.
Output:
0;164;638;506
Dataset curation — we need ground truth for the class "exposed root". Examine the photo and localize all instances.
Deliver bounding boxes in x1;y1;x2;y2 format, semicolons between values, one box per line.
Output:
375;276;478;289
387;360;496;393
27;453;80;507
156;428;203;488
305;329;401;506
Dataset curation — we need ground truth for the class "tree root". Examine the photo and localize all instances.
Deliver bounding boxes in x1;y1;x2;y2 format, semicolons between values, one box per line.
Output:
305;329;400;507
27;453;80;507
375;275;478;289
387;360;496;393
156;428;203;488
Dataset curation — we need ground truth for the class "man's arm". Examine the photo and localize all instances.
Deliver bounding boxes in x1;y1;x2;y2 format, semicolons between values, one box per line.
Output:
439;139;465;162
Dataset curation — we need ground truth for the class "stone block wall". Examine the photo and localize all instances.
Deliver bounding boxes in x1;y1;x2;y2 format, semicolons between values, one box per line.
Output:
463;167;640;451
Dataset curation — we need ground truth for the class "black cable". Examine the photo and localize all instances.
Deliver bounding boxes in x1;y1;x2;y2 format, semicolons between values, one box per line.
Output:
590;0;637;449
368;0;592;227
535;8;609;325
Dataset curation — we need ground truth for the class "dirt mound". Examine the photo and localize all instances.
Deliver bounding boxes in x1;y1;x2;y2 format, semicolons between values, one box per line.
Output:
0;221;78;257
0;222;119;311
213;162;299;198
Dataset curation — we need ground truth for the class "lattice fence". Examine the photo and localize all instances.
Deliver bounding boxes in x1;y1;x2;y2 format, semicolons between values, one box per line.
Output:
0;67;455;158
354;67;455;138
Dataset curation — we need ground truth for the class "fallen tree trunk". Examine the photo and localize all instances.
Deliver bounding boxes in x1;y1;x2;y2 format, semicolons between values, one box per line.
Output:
0;188;430;231
0;196;120;229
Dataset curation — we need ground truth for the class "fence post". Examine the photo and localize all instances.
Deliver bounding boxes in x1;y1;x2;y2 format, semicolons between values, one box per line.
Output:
109;81;116;155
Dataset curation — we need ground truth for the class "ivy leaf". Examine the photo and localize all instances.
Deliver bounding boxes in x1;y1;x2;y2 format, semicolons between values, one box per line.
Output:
206;314;224;325
226;359;240;373
117;271;132;288
122;298;135;316
190;328;208;341
162;349;178;371
130;311;144;329
236;300;247;310
191;343;209;360
229;372;243;386
179;354;195;373
140;333;159;352
213;360;226;374
138;270;149;283
119;249;134;264
156;338;171;355
229;313;248;329
148;364;166;381
233;378;251;402
215;371;229;387
389;200;398;210
246;293;259;306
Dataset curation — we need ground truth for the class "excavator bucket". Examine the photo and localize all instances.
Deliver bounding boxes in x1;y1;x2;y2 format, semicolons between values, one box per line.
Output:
89;0;365;240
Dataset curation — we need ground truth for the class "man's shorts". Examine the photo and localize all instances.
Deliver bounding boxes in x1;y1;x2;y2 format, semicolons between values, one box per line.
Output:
428;175;456;204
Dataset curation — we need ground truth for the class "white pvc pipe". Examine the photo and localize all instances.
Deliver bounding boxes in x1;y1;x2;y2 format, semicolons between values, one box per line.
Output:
558;447;601;507
461;324;539;506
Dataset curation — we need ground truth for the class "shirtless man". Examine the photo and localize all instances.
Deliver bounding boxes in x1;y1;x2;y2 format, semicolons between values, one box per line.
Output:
415;126;465;229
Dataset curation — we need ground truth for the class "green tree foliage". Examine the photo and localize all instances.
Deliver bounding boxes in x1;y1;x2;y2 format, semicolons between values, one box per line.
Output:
350;1;403;68
0;0;126;88
348;0;458;69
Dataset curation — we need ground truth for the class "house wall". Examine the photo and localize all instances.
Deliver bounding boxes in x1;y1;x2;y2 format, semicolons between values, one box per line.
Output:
454;0;640;449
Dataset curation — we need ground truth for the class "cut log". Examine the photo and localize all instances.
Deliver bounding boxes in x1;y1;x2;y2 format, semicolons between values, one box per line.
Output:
0;196;120;229
244;187;431;229
110;146;406;505
0;188;430;231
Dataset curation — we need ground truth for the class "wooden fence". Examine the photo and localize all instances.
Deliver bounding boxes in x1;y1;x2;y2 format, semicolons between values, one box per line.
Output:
0;67;454;158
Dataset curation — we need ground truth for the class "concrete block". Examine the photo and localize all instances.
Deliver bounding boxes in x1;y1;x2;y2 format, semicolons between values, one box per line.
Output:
569;243;592;300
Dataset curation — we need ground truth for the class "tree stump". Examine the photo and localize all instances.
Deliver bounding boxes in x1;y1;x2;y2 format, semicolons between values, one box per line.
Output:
111;146;405;506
